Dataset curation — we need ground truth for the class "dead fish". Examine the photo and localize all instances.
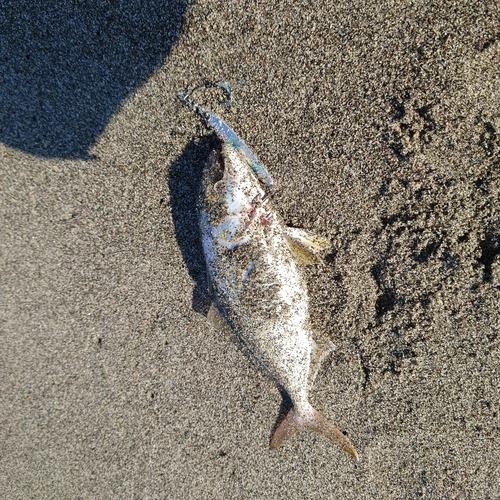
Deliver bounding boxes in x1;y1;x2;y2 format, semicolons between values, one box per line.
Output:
179;83;358;459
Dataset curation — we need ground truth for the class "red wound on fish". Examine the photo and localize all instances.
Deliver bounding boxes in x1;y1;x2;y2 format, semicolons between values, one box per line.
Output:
259;214;272;226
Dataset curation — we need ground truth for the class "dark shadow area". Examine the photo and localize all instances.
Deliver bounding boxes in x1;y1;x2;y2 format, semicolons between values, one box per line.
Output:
272;386;294;434
478;228;500;283
168;134;221;314
0;0;187;158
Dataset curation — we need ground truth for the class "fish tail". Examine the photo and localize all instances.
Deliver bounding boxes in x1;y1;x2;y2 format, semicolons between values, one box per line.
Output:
270;407;359;460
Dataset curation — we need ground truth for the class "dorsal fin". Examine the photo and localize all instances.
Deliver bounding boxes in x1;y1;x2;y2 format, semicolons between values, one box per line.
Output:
308;341;336;390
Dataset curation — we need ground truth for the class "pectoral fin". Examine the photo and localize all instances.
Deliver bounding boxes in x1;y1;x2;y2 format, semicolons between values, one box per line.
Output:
283;227;332;264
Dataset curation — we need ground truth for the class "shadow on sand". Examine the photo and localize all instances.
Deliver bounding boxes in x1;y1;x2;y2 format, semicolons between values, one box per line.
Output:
168;134;222;314
0;0;187;158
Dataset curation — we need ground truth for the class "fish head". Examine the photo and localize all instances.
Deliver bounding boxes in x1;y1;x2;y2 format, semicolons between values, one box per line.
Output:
200;142;272;249
203;142;267;215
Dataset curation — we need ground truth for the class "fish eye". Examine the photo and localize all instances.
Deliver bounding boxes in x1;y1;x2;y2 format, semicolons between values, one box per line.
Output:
213;179;225;192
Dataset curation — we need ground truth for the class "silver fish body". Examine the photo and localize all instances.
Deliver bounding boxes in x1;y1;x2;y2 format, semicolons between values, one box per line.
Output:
199;142;357;458
180;82;357;457
200;143;312;413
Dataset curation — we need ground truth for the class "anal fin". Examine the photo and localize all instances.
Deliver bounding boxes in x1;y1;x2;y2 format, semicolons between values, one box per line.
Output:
207;303;231;334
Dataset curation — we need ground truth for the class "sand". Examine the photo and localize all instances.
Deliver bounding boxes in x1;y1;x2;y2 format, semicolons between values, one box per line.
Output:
1;1;499;498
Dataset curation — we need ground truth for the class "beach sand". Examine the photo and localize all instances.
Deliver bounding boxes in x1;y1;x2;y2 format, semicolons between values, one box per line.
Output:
1;1;499;498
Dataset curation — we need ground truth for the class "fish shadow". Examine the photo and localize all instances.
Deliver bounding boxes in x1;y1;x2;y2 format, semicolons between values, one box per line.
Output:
168;134;221;314
0;0;187;158
272;386;294;428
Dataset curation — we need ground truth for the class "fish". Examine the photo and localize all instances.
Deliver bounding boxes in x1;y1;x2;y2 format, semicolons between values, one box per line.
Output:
179;83;358;459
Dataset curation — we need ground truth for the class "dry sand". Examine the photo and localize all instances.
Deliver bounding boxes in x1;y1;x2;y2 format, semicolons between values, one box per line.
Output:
1;1;500;498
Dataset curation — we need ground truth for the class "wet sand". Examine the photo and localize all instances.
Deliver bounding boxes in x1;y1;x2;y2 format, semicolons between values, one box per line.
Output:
1;1;499;498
